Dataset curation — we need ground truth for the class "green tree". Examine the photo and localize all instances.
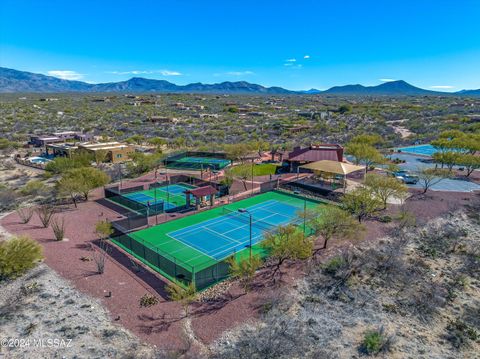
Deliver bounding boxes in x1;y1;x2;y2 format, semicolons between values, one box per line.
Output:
432;151;462;170
341;187;382;222
45;151;93;174
346;143;384;171
95;220;113;240
0;236;43;280
127;152;164;176
416;168;451;194
230;163;253;191
61;167;110;201
308;205;362;250
364;173;408;209
227;255;263;292
147;137;167;151
56;174;83;207
261;225;313;279
166;281;197;318
338;104;352;114
458;154;480;177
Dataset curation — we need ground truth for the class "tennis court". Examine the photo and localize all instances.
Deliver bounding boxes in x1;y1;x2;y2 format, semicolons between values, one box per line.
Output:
396;143;465;157
168;199;303;261
124;183;195;210
165;152;231;170
113;190;322;289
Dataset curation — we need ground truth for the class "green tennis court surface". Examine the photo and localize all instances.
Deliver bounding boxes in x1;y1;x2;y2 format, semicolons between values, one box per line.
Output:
116;190;322;289
166;156;231;170
123;183;195;210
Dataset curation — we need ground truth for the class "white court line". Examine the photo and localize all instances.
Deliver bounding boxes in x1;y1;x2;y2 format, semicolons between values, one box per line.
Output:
165;232;217;260
168;200;280;238
203;226;243;244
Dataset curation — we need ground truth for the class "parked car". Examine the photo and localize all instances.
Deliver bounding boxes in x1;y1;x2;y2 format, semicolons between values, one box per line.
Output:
391;170;419;184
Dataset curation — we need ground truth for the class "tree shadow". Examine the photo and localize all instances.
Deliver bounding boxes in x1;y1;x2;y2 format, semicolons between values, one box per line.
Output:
136;312;184;334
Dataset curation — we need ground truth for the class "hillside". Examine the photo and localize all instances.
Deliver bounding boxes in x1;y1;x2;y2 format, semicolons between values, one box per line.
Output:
1;67;479;96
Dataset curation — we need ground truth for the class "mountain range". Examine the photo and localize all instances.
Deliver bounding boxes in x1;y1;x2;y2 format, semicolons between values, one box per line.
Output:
1;67;479;96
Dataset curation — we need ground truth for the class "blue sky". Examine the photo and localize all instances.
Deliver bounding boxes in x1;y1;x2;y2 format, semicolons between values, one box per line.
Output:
1;0;479;91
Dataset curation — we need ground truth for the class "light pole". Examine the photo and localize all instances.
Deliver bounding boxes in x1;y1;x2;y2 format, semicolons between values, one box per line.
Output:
294;190;307;237
154;185;158;225
251;159;254;196
238;208;252;260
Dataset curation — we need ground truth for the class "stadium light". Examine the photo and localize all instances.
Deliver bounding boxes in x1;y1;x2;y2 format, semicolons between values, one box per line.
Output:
238;208;252;259
293;191;307;237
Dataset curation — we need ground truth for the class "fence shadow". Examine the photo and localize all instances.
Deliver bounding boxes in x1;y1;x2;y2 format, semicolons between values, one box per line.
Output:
92;238;170;299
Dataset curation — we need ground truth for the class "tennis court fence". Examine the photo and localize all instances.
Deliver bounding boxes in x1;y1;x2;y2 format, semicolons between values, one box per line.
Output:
164;151;231;171
110;233;231;289
104;185;165;215
150;174;229;197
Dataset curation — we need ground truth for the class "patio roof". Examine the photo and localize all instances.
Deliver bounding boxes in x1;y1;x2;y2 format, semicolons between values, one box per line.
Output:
185;185;217;197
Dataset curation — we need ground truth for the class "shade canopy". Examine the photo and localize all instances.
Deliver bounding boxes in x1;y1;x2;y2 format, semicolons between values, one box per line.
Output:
185;185;217;198
299;160;364;175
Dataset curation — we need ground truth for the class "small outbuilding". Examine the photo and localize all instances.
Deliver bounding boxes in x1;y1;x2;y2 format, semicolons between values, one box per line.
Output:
185;186;218;209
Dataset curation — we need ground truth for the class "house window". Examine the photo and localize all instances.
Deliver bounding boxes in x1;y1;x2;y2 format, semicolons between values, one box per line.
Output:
116;154;122;158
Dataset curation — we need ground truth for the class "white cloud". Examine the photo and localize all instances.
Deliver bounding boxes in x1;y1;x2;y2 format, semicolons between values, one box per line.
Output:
159;70;182;76
108;69;182;76
226;71;254;76
379;78;396;82
286;58;297;62
48;70;84;81
213;71;254;77
304;55;310;59
430;85;454;89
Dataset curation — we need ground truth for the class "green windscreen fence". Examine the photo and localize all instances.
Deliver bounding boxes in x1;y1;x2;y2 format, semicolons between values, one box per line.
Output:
164;151;231;171
110;233;234;289
109;190;323;290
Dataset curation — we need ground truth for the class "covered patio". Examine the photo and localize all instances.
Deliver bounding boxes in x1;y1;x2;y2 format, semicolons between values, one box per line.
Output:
299;160;365;193
185;185;218;209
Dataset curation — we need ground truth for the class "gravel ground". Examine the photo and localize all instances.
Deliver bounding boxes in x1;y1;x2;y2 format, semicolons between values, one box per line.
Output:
0;264;161;359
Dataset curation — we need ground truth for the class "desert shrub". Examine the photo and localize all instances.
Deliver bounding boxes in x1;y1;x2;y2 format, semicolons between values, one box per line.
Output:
36;204;55;228
16;206;34;224
401;280;449;321
417;222;467;258
0;187;18;211
445;319;479;349
92;240;110;274
51;216;66;241
360;327;394;355
379;215;392;223
0;236;43;280
139;293;159;307
322;256;346;276
19;180;48;196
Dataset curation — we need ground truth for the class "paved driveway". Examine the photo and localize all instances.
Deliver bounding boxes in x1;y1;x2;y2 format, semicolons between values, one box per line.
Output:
387;153;480;192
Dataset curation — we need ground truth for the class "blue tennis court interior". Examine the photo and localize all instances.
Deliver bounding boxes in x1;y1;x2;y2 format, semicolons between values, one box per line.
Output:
123;183;193;210
167;199;302;260
396;144;438;157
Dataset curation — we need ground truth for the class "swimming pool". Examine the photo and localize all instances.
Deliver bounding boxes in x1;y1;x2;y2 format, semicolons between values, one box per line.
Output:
28;156;51;164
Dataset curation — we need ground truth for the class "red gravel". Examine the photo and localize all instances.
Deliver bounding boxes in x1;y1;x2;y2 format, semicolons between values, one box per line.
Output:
2;173;477;353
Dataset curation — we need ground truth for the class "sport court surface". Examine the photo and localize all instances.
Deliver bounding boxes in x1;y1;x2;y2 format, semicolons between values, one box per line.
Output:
396;144;438;157
123;183;194;210
167;156;231;170
127;191;321;272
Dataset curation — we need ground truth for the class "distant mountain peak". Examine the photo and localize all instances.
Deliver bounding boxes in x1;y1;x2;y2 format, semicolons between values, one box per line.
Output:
0;67;478;96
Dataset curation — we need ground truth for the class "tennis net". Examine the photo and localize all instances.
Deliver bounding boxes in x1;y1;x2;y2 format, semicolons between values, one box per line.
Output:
221;207;279;232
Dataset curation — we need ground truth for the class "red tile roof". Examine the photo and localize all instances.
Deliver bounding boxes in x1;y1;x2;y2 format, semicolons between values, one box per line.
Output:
288;144;343;162
185;185;217;197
